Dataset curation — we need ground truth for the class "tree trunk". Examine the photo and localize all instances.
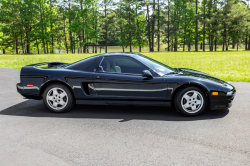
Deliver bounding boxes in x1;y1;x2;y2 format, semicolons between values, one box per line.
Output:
46;39;48;53
3;49;5;54
157;0;160;52
83;30;85;53
200;43;202;50
183;42;185;52
105;4;108;53
26;43;30;54
16;37;18;54
248;35;250;50
168;0;170;51
147;5;151;52
69;2;73;54
64;17;68;54
151;0;155;52
171;40;173;51
21;35;24;54
174;38;177;51
95;43;97;53
215;38;217;51
195;0;198;51
210;35;214;51
26;30;30;54
51;24;54;53
74;37;75;54
223;24;226;51
129;12;132;52
36;39;39;54
245;36;247;50
226;39;229;51
183;3;186;52
203;0;205;52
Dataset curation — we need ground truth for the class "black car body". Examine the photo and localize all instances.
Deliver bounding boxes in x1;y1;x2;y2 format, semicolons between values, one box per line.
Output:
17;53;236;116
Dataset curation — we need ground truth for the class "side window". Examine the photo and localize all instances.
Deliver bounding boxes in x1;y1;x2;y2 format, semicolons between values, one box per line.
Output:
100;56;148;74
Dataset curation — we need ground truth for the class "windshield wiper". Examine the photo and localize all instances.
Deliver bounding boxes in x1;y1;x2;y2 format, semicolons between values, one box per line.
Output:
164;72;179;76
175;68;182;73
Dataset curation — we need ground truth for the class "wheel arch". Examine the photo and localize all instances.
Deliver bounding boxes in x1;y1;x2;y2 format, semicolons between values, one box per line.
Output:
171;82;210;107
40;80;74;99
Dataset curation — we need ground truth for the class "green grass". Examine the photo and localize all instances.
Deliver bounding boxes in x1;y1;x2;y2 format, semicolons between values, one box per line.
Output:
0;51;250;82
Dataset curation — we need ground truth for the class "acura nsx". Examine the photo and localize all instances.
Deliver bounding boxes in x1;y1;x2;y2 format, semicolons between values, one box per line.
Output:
17;53;236;116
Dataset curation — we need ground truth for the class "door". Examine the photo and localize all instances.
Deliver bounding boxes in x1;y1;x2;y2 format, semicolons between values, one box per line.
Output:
92;56;168;101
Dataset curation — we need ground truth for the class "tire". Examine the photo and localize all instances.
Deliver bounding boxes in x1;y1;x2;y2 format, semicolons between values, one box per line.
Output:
43;83;74;113
174;87;207;116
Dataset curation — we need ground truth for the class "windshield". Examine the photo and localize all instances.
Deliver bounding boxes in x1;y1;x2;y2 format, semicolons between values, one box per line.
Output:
134;54;175;76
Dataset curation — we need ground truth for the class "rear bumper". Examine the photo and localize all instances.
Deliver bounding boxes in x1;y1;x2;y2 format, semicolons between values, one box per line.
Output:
16;83;42;100
17;83;24;94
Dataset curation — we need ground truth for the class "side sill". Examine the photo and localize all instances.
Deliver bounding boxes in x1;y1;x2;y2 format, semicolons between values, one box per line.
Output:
76;100;107;105
76;100;171;107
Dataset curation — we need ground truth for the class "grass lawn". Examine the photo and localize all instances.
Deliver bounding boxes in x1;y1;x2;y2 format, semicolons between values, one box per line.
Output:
0;51;249;82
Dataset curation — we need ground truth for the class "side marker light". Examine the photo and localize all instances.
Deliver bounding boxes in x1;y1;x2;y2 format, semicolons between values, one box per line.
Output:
212;92;219;95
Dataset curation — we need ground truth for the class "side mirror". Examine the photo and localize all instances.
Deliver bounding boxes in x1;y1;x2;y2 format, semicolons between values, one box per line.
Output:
94;66;104;72
142;70;153;79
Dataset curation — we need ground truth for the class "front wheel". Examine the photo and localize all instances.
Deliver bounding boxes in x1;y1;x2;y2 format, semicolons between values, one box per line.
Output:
43;83;74;113
174;87;207;116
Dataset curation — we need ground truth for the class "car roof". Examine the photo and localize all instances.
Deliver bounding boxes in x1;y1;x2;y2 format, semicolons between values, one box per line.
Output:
99;52;142;57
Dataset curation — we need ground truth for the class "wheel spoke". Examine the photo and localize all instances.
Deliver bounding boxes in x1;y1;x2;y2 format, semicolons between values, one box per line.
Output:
183;103;190;109
47;96;54;101
53;89;58;96
59;92;67;98
196;100;202;105
191;105;197;111
192;92;198;99
183;94;191;101
52;102;58;108
59;100;66;106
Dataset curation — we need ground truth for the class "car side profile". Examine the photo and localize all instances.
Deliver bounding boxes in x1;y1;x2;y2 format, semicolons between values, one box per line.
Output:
16;53;236;116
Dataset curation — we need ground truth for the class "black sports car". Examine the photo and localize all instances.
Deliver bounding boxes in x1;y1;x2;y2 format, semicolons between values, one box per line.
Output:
17;53;236;116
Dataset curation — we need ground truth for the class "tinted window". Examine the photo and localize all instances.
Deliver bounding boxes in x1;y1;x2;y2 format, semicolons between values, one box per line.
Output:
100;56;148;74
66;56;97;71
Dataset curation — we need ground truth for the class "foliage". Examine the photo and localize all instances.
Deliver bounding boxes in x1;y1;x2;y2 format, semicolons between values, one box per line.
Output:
1;0;250;53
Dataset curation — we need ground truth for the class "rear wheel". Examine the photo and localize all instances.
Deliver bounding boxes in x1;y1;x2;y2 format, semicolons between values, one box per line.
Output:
174;87;207;116
43;84;74;113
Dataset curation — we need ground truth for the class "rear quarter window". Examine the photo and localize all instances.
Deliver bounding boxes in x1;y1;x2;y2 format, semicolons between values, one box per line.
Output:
67;56;97;71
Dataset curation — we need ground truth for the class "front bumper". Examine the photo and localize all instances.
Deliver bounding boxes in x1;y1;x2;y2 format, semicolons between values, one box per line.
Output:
210;91;236;109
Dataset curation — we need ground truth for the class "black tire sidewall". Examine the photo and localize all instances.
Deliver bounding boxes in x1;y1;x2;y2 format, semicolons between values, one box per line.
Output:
175;87;207;116
43;83;74;113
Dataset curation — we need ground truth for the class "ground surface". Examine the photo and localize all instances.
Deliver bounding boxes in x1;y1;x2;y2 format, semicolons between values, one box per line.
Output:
0;51;250;81
0;68;250;166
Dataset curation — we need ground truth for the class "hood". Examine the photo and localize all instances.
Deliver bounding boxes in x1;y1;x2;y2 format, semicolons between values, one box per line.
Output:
178;68;227;85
